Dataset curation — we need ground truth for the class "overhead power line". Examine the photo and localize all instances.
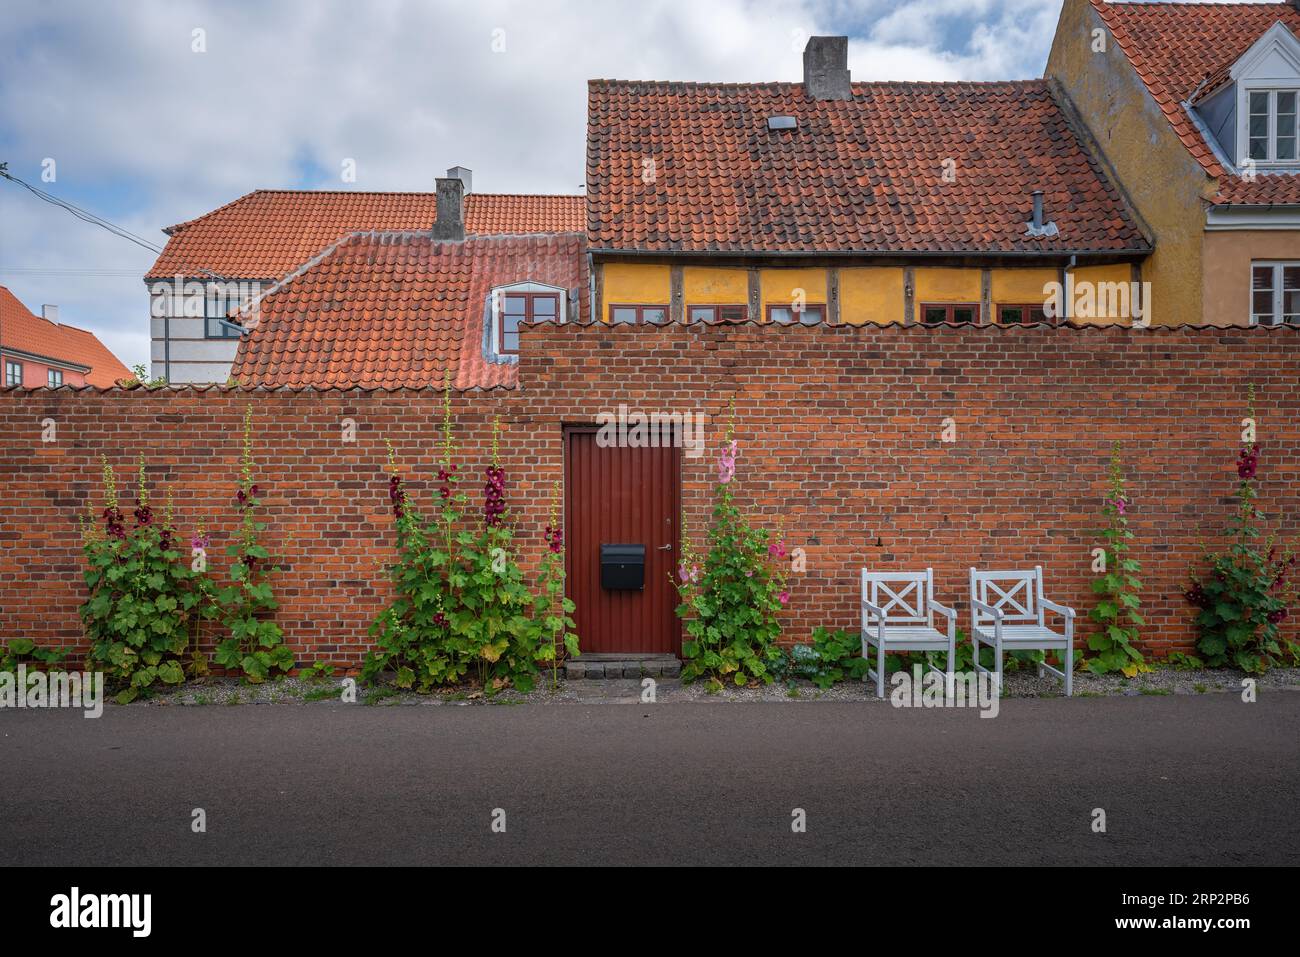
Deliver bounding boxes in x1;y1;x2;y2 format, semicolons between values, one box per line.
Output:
0;165;163;255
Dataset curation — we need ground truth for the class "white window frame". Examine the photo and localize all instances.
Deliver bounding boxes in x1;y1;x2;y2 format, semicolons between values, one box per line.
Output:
4;359;21;387
1250;261;1300;326
1231;23;1300;169
1243;88;1300;165
489;281;566;357
47;368;64;387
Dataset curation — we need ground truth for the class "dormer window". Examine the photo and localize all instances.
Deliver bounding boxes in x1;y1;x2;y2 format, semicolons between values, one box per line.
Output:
1248;90;1298;162
488;282;565;358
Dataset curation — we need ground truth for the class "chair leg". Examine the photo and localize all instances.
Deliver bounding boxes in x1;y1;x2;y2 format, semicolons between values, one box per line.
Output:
1065;644;1073;697
994;641;1003;697
877;643;886;699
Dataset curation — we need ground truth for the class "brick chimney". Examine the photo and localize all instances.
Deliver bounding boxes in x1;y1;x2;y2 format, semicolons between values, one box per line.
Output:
431;170;466;241
803;36;851;101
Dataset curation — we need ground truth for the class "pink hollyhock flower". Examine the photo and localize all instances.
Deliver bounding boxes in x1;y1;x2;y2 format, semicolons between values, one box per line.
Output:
768;540;787;559
1109;496;1128;515
717;439;739;484
778;590;790;606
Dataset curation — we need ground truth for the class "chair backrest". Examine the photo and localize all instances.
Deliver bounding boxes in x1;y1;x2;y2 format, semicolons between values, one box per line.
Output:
861;568;933;626
969;566;1043;625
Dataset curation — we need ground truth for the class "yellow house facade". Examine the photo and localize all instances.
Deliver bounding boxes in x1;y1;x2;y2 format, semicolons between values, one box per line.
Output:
596;261;1142;326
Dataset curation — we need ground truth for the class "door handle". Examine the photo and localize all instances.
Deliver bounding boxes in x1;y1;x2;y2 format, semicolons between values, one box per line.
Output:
658;543;673;551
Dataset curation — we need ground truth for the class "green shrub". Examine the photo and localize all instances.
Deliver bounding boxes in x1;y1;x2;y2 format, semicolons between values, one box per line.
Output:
364;395;577;693
1085;443;1149;676
1186;386;1297;673
82;457;211;702
1;638;67;674
212;407;292;682
675;414;789;689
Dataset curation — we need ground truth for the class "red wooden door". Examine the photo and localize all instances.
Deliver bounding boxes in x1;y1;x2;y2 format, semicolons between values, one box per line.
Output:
564;427;680;655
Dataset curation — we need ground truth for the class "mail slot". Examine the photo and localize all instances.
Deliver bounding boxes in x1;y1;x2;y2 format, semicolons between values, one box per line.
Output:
600;543;645;590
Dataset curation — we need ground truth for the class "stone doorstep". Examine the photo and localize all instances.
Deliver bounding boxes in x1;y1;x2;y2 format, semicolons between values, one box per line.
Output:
564;655;681;679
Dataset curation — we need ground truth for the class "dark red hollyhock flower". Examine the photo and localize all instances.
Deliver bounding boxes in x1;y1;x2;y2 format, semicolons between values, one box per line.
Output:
433;612;448;629
1267;608;1289;625
133;501;153;527
388;475;407;517
159;528;173;551
483;466;507;527
1184;582;1210;608
103;506;127;539
544;524;563;553
243;554;259;573
1237;444;1259;480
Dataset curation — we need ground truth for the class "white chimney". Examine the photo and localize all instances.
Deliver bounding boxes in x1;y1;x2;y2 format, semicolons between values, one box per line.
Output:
446;166;472;195
42;304;59;325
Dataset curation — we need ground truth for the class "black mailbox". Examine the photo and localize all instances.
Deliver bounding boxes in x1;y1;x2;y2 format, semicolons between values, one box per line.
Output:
600;543;646;590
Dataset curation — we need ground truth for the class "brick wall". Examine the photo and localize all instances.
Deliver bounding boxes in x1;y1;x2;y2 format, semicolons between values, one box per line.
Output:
2;322;1298;668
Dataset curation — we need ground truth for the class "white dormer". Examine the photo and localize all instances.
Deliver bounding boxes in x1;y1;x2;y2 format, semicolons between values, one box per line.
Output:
485;281;567;360
1232;20;1300;169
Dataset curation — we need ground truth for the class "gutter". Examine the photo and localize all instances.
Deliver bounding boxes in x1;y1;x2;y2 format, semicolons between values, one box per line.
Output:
0;346;92;374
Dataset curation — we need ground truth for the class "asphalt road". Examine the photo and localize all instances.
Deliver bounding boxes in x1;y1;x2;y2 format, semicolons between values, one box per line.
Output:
1;693;1296;866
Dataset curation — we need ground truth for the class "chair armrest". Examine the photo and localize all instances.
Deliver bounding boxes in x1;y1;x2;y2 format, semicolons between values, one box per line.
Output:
930;599;957;621
971;598;1003;621
861;598;887;621
1040;597;1076;619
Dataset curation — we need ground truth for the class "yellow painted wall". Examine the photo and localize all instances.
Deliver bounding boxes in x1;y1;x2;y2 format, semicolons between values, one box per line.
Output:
760;269;827;318
1046;0;1205;325
1066;264;1136;324
599;261;1144;324
602;263;670;322
840;267;904;325
991;268;1058;305
914;268;980;304
683;267;748;306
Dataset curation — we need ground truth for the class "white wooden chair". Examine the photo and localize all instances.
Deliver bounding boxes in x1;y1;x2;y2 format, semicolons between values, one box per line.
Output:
969;566;1075;696
860;568;956;698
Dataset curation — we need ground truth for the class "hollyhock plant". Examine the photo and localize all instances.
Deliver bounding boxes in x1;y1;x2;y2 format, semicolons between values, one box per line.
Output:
82;456;213;703
1186;386;1297;673
1085;443;1148;676
213;406;292;683
675;407;790;689
367;397;579;696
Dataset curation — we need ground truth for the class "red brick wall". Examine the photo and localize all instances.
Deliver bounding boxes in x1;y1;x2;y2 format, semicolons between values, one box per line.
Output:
2;322;1298;668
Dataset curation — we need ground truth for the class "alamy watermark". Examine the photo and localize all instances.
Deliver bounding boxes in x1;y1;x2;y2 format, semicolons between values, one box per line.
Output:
595;405;705;458
1;665;103;718
889;664;1000;719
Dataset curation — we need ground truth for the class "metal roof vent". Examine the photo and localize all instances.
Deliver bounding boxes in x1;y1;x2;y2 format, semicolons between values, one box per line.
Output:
1025;190;1060;238
767;115;797;131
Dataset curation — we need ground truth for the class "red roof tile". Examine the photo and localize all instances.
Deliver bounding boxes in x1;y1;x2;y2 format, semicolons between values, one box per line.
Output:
0;285;132;387
586;78;1148;254
229;232;587;390
1091;0;1300;204
146;190;585;281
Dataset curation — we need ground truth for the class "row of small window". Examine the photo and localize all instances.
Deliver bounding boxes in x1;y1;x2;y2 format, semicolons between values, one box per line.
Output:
607;303;1054;325
5;361;63;387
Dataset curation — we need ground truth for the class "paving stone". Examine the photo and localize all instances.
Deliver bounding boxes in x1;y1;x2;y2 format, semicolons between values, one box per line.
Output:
563;661;586;679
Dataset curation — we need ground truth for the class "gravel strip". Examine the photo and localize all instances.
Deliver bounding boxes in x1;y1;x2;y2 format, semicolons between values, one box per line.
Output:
127;665;1300;707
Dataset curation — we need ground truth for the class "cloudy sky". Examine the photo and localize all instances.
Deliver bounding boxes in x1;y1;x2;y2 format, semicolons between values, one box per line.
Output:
2;0;1082;369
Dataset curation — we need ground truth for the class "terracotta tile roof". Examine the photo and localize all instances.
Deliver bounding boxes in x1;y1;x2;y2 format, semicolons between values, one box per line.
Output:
0;285;132;387
1091;0;1300;204
146;190;585;281
586;78;1148;254
230;232;587;390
